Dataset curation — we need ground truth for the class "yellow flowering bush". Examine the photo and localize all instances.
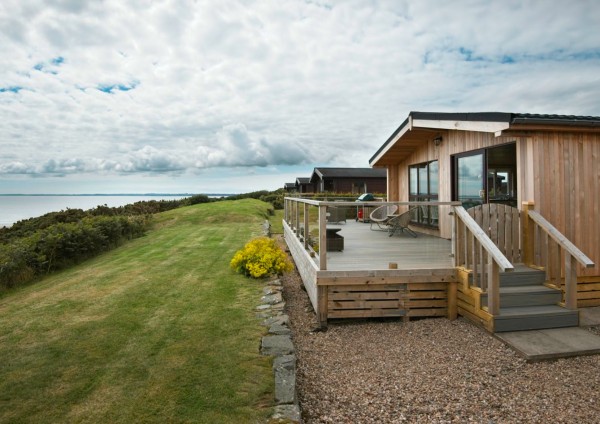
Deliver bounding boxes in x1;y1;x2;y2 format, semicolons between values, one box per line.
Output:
230;237;293;278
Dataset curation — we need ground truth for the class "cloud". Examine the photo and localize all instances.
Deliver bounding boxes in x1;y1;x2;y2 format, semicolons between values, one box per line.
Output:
193;123;315;168
0;0;599;193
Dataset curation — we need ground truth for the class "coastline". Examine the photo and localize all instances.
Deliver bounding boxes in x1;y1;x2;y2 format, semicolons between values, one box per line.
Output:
0;194;231;228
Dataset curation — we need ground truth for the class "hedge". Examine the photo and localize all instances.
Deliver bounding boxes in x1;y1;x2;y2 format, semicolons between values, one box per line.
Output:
0;215;148;289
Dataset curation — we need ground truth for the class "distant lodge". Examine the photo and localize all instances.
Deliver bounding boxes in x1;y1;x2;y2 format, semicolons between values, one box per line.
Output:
284;167;387;195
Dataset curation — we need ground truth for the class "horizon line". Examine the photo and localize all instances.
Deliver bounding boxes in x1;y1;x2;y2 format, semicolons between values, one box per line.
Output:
0;193;237;196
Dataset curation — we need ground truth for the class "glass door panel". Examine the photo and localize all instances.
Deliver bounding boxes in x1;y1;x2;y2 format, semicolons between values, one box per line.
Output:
457;153;484;209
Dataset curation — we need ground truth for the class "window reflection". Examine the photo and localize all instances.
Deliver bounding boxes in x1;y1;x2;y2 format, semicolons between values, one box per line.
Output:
457;154;484;208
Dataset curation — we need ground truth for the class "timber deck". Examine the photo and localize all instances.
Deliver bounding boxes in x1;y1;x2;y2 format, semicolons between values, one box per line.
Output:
323;220;452;271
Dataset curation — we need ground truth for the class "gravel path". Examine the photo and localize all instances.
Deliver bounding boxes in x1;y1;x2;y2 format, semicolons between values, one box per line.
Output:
281;271;600;423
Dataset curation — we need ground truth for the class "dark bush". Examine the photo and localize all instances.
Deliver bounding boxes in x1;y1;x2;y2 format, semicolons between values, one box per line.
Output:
188;194;213;205
0;215;149;289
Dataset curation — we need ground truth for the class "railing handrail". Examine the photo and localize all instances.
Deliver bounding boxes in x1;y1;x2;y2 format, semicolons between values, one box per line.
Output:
453;206;514;272
528;210;595;268
284;197;462;208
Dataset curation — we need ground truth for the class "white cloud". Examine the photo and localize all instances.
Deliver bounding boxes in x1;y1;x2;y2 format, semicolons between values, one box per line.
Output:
0;0;599;192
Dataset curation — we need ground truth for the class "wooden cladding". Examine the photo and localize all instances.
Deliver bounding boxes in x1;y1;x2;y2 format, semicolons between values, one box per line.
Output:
327;282;451;320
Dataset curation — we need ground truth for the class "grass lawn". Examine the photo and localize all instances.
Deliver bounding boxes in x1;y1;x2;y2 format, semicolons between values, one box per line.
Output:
0;199;276;423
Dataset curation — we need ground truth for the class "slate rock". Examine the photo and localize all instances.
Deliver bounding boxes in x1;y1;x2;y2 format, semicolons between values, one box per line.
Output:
269;323;292;335
261;335;295;356
261;292;283;305
271;301;286;310
256;304;272;311
272;404;301;423
263;314;290;327
273;354;297;405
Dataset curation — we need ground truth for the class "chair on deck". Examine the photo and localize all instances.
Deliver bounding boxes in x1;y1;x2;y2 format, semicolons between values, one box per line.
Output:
369;204;398;231
388;208;418;238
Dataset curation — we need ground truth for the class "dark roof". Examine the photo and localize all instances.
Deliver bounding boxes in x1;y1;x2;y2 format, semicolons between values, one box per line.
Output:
369;111;600;164
511;113;600;126
311;167;386;182
284;182;296;189
296;177;311;184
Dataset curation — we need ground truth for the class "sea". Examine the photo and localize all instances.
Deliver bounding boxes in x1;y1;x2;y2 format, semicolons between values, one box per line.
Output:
0;194;227;228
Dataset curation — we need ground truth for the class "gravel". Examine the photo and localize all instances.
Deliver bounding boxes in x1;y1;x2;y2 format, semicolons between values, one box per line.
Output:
280;271;600;423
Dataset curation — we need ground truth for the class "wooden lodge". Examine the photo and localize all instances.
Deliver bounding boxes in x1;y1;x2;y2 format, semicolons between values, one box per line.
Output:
284;112;598;333
309;167;387;194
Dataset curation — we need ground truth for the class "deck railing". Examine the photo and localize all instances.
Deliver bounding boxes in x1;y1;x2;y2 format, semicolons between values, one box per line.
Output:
452;206;514;315
522;202;595;309
284;197;459;271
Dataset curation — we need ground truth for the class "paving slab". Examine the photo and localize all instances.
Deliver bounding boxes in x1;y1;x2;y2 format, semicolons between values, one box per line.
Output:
496;327;600;362
579;306;600;327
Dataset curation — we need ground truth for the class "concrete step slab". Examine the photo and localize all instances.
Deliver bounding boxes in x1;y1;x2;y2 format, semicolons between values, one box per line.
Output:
496;327;600;362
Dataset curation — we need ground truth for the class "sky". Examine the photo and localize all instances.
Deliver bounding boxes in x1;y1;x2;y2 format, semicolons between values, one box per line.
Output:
1;0;599;194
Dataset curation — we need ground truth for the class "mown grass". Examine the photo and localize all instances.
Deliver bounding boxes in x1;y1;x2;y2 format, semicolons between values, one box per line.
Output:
0;199;276;423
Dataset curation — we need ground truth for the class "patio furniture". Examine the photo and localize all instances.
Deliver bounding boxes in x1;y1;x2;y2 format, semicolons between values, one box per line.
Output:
327;206;347;224
388;208;418;237
356;193;376;223
369;204;398;231
326;228;344;251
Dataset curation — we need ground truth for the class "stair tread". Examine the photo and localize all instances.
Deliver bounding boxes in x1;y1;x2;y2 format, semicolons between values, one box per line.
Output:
497;305;577;318
497;285;560;295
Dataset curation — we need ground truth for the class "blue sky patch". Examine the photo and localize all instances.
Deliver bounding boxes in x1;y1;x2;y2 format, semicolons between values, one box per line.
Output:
458;47;485;62
0;86;23;93
97;80;139;93
50;56;65;65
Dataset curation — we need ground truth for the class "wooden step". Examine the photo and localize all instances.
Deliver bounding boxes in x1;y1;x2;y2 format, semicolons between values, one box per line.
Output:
469;264;546;287
500;268;546;287
494;305;579;332
482;285;562;308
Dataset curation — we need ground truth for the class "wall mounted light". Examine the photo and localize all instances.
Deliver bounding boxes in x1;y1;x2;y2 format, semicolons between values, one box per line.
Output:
433;136;443;147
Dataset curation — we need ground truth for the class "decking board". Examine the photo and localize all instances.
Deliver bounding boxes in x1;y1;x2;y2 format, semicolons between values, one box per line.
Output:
323;220;452;271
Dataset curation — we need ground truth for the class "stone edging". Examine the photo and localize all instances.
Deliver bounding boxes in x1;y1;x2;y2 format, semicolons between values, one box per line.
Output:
257;278;301;423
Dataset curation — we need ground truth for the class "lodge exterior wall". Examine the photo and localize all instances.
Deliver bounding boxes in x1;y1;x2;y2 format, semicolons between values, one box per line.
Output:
385;129;599;298
390;130;524;239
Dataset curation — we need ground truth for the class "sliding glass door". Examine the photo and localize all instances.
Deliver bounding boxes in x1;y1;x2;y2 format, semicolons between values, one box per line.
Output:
453;143;517;209
456;152;485;209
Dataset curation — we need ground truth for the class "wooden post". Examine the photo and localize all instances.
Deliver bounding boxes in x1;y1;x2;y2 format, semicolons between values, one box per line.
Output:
522;201;535;266
447;281;457;320
303;203;310;249
319;204;327;271
389;262;398;269
294;200;300;237
487;258;500;315
564;252;578;309
317;285;328;328
450;210;457;266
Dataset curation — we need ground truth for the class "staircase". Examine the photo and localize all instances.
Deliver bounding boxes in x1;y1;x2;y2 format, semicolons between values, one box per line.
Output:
480;264;579;332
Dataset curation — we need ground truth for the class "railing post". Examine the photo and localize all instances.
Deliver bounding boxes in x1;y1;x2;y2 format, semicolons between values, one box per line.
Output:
303;203;310;250
522;201;535;266
294;200;300;236
450;210;457;267
318;204;327;271
565;252;578;309
487;258;500;315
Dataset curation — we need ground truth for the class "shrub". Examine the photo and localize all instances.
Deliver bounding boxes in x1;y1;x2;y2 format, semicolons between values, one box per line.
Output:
0;215;149;289
230;237;293;278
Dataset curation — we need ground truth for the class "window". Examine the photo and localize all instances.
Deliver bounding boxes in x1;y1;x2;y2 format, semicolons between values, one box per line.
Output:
408;160;438;227
452;143;517;209
352;181;366;194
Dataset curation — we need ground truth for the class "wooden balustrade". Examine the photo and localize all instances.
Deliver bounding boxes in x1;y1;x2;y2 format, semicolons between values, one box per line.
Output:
452;206;514;315
522;202;595;309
